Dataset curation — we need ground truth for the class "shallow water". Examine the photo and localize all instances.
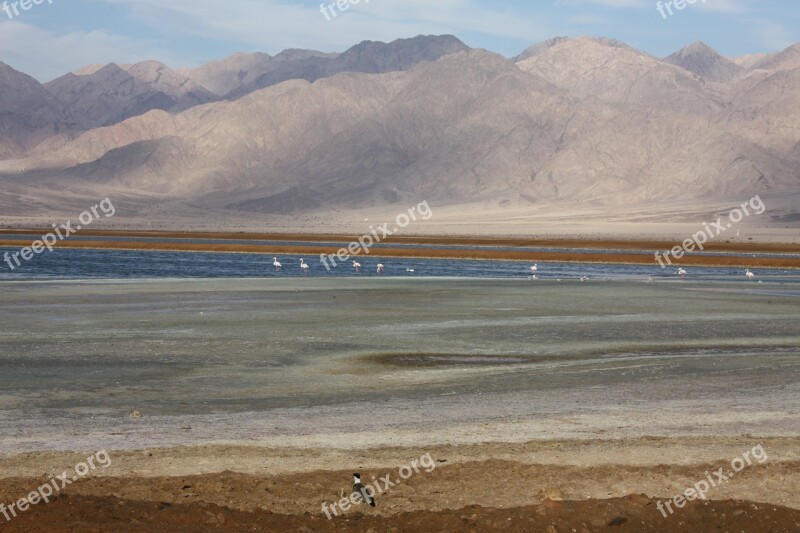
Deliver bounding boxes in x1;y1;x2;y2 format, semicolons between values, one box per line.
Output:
1;245;799;452
0;277;797;421
1;247;798;283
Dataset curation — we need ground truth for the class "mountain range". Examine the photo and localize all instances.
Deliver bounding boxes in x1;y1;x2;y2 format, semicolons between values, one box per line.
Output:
0;34;798;226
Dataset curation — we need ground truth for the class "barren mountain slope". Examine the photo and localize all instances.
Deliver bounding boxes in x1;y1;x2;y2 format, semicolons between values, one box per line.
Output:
10;48;798;214
180;52;273;96
664;41;743;83
124;61;218;110
44;62;216;130
517;37;726;114
0;62;66;159
1;36;798;223
228;35;470;99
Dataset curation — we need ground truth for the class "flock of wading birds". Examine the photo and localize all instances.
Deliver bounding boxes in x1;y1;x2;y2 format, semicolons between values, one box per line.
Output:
269;257;761;281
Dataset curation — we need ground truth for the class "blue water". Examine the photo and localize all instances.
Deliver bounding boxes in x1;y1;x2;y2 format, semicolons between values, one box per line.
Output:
1;247;797;283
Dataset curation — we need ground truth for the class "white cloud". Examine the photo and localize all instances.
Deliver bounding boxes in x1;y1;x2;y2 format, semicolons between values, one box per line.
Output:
94;0;555;53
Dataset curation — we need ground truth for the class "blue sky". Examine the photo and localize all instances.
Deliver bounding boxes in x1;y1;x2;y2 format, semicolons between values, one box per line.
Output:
0;0;797;81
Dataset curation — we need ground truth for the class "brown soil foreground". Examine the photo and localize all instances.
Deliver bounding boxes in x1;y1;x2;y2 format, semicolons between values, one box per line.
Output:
2;441;799;532
2;438;799;531
1;494;798;532
1;236;798;269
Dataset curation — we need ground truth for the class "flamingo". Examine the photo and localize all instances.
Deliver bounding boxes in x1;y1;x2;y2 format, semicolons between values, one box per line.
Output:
353;260;362;273
530;264;538;273
678;268;687;277
272;257;282;271
376;263;385;274
300;259;310;274
745;269;755;279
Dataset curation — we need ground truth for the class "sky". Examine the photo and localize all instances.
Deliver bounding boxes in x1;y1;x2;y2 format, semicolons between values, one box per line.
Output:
0;0;797;81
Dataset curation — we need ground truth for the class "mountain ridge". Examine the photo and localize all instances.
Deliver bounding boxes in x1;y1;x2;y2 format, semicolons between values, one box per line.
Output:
0;36;798;222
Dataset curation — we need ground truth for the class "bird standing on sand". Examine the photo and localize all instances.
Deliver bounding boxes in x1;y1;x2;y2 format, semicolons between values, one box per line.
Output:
530;264;538;273
352;474;376;507
746;269;755;279
273;257;282;271
300;259;310;274
376;263;385;274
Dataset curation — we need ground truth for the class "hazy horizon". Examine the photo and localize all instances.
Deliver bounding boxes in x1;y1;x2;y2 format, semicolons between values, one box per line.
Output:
7;33;799;84
1;0;797;81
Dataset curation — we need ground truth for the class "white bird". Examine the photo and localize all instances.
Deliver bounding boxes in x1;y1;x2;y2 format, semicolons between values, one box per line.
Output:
580;276;589;282
678;268;687;276
745;269;755;279
300;259;310;273
530;264;538;273
406;268;415;273
353;260;362;272
272;257;282;271
376;263;385;274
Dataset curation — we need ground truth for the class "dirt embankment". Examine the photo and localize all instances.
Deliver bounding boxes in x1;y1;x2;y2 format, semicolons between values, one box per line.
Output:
1;230;799;268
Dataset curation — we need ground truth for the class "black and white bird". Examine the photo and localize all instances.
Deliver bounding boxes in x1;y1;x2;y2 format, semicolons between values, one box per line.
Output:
352;473;376;507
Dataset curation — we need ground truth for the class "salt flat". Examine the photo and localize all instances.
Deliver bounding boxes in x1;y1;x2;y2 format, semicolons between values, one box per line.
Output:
0;278;797;453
